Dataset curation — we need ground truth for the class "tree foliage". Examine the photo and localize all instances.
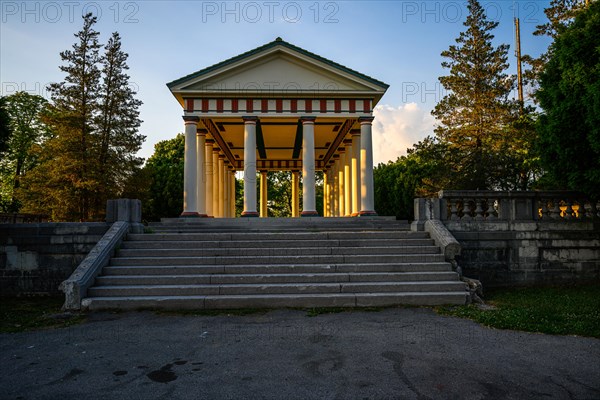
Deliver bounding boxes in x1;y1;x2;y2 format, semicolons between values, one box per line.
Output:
432;0;529;190
18;14;144;221
143;134;184;220
536;0;600;197
374;137;446;219
0;92;49;212
0;97;11;154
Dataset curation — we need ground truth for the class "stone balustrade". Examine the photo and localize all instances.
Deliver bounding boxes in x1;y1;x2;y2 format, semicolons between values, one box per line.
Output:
437;190;599;222
0;213;48;224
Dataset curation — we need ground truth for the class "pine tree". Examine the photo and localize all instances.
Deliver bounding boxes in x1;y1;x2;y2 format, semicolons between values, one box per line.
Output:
95;32;144;213
431;0;518;190
43;12;103;220
19;14;146;221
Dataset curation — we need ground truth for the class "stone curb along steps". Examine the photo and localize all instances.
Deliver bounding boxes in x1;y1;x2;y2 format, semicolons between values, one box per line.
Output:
81;218;469;310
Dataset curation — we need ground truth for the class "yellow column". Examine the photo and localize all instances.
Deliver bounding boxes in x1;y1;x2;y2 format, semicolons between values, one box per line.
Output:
337;150;345;218
218;155;225;218
205;139;214;217
333;156;339;217
260;171;268;218
344;142;352;217
230;170;236;217
224;162;230;218
292;171;300;217
323;171;329;217
351;132;361;216
212;148;219;217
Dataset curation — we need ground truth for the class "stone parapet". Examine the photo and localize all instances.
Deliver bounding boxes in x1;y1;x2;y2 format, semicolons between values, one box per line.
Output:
414;191;600;287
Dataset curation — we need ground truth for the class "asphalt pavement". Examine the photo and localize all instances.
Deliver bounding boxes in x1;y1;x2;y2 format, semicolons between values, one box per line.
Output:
1;307;598;400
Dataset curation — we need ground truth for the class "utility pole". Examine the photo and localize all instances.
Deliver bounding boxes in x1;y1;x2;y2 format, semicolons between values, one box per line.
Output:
515;17;524;109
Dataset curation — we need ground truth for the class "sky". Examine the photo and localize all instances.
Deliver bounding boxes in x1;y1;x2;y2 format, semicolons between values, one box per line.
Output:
1;0;553;165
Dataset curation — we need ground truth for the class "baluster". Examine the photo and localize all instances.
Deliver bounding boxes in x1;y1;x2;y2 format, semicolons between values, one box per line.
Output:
539;199;549;220
450;199;460;221
549;199;561;220
461;199;472;221
590;200;599;219
577;200;587;219
474;199;485;220
564;199;574;219
486;199;497;220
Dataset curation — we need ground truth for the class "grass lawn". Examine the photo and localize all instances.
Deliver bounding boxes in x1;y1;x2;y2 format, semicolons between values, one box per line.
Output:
436;283;600;338
0;297;86;333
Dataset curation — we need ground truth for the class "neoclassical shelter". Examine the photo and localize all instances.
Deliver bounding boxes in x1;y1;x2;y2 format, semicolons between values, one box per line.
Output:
167;38;388;217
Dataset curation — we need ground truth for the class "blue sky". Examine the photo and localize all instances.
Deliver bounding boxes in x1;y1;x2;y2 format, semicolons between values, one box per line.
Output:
1;0;552;164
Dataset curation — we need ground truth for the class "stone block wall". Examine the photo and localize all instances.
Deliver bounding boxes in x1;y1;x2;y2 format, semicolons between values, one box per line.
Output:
414;191;600;287
447;221;600;287
0;223;109;295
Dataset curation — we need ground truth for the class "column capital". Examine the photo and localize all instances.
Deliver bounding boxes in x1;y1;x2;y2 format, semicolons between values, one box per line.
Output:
358;116;375;124
300;116;316;124
351;129;361;136
205;138;215;145
343;139;353;145
338;147;346;153
243;116;258;124
183;115;200;124
212;147;221;153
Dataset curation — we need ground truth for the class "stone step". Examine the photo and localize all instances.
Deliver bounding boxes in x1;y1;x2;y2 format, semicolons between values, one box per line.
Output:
81;291;468;311
109;254;446;266
115;246;441;258
102;262;452;276
120;238;435;249
150;226;410;233
88;281;466;297
129;231;426;242
95;271;459;286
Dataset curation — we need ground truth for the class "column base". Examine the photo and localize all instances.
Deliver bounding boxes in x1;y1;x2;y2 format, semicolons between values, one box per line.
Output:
180;212;200;217
241;211;259;217
358;210;378;217
301;211;320;217
351;212;360;217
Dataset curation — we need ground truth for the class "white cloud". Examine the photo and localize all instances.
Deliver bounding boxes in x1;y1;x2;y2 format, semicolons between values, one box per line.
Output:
372;103;435;165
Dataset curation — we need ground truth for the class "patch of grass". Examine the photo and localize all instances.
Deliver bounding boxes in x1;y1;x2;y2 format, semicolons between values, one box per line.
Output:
0;297;86;333
436;284;600;338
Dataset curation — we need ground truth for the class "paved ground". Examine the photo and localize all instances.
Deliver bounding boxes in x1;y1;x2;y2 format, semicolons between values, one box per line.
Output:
0;307;598;400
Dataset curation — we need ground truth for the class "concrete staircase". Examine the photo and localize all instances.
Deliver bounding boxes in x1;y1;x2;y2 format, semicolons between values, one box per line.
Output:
81;218;468;310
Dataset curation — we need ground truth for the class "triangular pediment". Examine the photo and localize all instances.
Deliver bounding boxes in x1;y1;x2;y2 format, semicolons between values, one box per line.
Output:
181;53;374;92
168;38;389;100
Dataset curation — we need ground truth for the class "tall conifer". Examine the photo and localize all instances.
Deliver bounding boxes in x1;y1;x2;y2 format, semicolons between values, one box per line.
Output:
431;0;517;190
95;32;144;212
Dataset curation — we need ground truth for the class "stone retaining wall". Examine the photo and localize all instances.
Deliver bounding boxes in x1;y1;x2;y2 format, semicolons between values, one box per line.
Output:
0;223;109;295
414;191;600;287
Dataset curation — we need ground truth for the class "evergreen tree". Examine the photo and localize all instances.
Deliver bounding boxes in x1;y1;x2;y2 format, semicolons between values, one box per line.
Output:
95;31;144;212
18;14;145;221
431;0;519;190
41;12;102;220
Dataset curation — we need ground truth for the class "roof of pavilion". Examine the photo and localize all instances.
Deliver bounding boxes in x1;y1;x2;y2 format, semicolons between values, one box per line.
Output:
167;37;389;91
